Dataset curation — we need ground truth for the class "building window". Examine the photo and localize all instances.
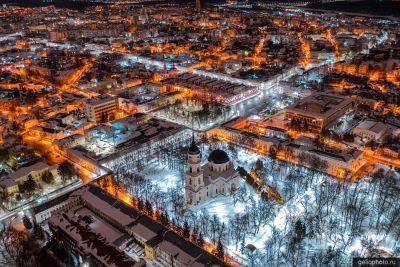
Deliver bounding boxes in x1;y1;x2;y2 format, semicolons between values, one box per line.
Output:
189;179;192;185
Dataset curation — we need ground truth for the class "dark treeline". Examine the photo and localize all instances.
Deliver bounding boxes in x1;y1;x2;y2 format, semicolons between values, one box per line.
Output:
4;0;107;9
307;1;400;18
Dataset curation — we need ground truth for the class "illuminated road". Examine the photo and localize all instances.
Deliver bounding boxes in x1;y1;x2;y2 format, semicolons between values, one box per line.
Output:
0;34;383;224
84;44;298;94
0;135;102;223
364;153;400;169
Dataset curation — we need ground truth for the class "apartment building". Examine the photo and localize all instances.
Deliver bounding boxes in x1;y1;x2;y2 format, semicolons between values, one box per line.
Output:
85;94;119;123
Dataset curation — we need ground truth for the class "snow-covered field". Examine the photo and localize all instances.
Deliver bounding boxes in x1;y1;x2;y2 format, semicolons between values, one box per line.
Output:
111;141;400;266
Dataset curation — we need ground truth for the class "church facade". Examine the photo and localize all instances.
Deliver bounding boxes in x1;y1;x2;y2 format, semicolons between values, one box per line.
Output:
185;140;239;206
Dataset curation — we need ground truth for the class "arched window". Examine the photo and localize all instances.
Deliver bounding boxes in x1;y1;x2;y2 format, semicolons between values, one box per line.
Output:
189;179;192;185
190;167;192;173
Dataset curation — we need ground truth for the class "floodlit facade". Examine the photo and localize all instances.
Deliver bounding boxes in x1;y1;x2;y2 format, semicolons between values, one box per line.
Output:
285;143;365;179
85;94;119;123
185;140;239;206
0;162;59;194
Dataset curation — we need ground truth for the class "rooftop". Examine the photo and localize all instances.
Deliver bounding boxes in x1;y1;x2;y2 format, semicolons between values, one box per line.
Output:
85;94;116;106
46;184;229;267
355;120;388;134
49;209;143;267
285;93;353;120
0;162;58;189
208;149;230;164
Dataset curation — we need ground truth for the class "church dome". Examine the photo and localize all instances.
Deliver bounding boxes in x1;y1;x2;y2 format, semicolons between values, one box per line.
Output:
208;149;230;164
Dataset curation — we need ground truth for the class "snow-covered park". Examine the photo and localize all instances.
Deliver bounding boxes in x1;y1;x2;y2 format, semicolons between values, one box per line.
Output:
108;139;400;266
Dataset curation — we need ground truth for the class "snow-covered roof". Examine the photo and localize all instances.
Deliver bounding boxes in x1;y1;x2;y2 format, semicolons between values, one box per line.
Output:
73;185;140;226
49;209;142;267
43;184;228;267
8;162;56;180
354;120;388;134
0;162;58;189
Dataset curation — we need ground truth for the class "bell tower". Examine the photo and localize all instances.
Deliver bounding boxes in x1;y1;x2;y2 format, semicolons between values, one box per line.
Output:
188;139;201;174
185;137;204;205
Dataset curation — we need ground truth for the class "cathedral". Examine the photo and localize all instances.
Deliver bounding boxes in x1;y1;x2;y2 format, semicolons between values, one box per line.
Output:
185;139;239;206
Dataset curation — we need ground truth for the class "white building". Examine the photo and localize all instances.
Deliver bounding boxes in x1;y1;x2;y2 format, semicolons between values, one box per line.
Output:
185;140;239;206
353;120;390;142
286;142;365;179
84;94;119;123
0;162;59;195
55;134;86;151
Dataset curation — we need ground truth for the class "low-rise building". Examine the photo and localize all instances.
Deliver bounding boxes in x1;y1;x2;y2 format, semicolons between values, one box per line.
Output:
8;144;39;168
0;162;59;195
353;120;390;142
284;93;354;132
163;73;260;106
285;143;365;179
67;114;190;174
32;184;229;267
55;134;86;151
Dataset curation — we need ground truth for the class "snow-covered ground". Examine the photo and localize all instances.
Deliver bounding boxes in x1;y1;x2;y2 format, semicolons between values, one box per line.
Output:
111;141;400;266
